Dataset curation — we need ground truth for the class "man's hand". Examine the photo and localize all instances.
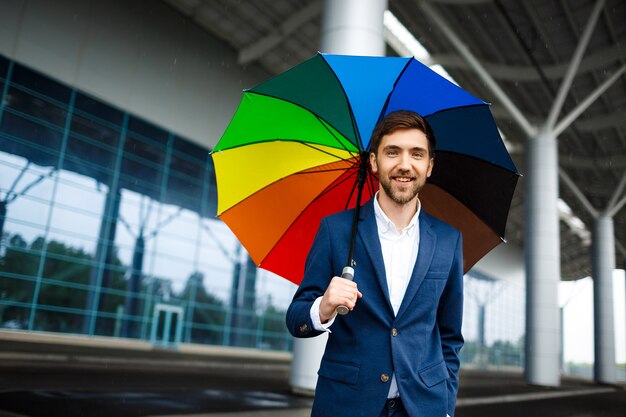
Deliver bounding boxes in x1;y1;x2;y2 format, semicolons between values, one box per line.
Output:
319;276;363;323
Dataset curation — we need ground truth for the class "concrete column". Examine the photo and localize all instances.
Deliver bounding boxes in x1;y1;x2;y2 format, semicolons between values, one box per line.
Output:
320;0;388;56
524;129;561;386
592;216;617;383
289;0;388;394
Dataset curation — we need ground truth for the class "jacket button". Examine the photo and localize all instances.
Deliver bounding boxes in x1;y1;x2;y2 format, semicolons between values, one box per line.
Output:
391;328;398;337
380;373;390;383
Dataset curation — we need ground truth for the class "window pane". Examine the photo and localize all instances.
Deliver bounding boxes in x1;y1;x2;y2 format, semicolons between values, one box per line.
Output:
66;115;120;185
166;163;204;213
6;86;68;127
75;92;123;126
0;54;9;79
0;152;56;242
48;171;107;254
0;111;63;167
120;129;166;199
11;63;71;104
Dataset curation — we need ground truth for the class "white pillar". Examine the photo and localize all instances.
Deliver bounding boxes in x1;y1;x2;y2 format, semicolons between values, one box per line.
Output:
592;216;617;383
289;0;388;394
289;333;329;394
524;129;561;386
319;0;388;56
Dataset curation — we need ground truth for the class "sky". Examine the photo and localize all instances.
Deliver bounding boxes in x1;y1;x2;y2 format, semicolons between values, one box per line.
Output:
561;270;626;364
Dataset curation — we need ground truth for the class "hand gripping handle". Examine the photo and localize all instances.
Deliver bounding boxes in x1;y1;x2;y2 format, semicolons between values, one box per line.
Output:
335;266;355;316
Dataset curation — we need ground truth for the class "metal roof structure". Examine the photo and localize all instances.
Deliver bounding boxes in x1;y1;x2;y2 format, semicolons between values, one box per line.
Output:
164;0;626;280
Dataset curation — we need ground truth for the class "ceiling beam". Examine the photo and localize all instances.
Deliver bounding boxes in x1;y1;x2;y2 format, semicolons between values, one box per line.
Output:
491;105;626;133
428;44;625;82
417;0;537;137
545;0;605;133
426;0;491;4
559;168;600;219
605;171;626;217
237;1;322;65
559;155;626;170
554;64;626;137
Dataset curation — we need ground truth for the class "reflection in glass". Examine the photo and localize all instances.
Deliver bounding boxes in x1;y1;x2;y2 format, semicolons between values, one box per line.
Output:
0;53;295;352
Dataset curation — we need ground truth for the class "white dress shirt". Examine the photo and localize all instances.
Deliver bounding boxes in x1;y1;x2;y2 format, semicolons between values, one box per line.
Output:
311;193;421;399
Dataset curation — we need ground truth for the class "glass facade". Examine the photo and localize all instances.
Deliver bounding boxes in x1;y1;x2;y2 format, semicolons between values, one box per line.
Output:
0;53;296;351
460;270;525;370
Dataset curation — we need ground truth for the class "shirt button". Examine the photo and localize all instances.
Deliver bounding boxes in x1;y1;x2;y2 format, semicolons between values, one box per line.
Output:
380;373;390;383
392;328;398;337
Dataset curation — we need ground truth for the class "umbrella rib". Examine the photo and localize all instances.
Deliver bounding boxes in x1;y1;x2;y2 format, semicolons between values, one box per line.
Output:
254;165;361;273
319;54;364;150
366;170;378;196
240;90;360;154
298;141;356;162
312;164;359;202
344;170;359;211
293;167;354;175
376;58;415;139
314;114;359;158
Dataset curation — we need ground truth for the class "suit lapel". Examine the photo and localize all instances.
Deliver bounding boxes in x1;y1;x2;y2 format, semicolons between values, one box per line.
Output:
396;211;436;320
357;201;394;316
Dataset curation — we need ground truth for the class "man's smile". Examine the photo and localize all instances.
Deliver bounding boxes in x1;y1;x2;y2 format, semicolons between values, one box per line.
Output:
391;175;415;183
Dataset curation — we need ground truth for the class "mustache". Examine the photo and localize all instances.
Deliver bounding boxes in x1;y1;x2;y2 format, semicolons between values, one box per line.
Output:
390;169;416;178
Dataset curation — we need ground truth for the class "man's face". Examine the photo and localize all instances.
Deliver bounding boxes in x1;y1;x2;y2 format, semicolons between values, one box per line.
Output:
370;128;434;206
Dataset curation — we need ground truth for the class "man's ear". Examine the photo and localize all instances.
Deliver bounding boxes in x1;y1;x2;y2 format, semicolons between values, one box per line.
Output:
427;157;434;178
369;152;378;173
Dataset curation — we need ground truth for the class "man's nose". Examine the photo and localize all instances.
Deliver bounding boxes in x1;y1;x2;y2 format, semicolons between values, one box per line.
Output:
398;153;411;169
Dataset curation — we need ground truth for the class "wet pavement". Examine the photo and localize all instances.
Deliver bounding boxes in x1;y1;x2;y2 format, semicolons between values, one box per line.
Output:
0;371;624;417
0;390;313;417
0;331;624;417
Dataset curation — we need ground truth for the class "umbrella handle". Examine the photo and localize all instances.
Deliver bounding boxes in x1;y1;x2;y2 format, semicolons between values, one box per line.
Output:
336;266;355;315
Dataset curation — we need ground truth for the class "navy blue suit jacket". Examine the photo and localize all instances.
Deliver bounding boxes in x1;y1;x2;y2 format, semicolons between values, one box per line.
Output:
286;199;464;417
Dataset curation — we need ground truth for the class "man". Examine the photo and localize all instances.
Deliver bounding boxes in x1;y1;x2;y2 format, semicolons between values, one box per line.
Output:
286;110;464;417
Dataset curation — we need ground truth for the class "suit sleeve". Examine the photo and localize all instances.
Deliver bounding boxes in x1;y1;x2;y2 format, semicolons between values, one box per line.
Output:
437;231;464;417
286;217;335;338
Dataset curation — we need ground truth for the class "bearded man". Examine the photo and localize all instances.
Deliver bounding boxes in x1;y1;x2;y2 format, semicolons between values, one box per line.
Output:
287;110;464;417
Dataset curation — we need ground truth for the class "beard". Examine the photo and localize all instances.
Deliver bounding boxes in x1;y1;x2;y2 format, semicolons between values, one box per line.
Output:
378;170;426;205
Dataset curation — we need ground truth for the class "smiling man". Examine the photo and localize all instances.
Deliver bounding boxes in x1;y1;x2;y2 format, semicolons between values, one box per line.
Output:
287;110;464;417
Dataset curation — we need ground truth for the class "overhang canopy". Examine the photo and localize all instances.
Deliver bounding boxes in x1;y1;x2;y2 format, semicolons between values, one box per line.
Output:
163;0;626;280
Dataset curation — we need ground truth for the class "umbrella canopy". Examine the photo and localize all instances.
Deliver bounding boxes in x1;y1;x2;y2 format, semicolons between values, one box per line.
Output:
212;53;519;284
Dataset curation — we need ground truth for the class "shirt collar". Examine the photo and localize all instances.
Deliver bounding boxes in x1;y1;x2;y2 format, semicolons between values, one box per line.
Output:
373;192;421;236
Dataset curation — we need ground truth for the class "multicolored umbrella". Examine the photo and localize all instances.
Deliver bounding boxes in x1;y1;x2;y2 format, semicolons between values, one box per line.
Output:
211;53;519;285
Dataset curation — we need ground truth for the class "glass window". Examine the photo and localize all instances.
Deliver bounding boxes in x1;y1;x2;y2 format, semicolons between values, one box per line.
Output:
74;92;123;126
120;122;166;199
0;152;56;242
169;137;207;212
10;63;71;104
147;207;198;291
0;55;9;79
164;176;203;214
204;158;218;217
47;171;107;254
0;54;295;350
0;111;63;168
6;85;68;128
66;115;120;184
0;233;38;330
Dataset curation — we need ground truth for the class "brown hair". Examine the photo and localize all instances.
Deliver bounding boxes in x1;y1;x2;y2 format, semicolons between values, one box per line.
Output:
369;110;435;157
